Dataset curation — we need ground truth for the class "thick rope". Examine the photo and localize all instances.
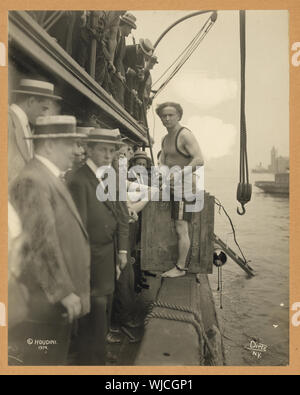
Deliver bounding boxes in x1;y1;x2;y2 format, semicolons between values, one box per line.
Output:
145;300;216;364
145;309;206;365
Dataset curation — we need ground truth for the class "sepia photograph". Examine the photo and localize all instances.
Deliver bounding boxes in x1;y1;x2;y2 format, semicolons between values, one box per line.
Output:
6;8;289;368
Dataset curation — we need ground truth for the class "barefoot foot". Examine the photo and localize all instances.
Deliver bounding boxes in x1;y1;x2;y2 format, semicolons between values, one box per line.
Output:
161;266;186;278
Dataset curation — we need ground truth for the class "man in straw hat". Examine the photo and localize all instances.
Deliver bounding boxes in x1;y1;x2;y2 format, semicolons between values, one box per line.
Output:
8;79;62;185
68;128;129;365
9;115;90;365
112;12;137;106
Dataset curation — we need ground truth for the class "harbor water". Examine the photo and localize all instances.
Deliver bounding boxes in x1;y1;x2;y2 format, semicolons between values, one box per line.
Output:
205;170;289;366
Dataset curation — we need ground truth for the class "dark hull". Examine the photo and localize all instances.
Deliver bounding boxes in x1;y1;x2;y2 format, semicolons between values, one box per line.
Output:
255;181;289;195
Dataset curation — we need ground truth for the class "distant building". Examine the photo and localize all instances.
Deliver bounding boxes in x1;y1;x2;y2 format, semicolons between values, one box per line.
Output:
268;146;289;174
276;156;289;173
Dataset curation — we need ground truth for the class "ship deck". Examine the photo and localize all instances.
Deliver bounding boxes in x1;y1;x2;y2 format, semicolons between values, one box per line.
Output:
106;273;224;366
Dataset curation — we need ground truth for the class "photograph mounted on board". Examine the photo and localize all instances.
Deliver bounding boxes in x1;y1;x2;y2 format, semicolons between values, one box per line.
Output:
7;9;289;367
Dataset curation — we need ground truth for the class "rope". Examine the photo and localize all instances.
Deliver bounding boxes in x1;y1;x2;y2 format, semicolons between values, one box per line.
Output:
151;18;209;88
145;300;216;364
237;10;252;215
145;310;206;365
214;197;249;264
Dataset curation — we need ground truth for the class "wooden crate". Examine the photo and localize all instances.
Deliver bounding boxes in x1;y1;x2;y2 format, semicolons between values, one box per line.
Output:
141;192;215;274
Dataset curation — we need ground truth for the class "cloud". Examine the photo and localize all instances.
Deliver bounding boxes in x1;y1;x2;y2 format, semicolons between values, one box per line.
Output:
172;72;238;110
186;116;237;159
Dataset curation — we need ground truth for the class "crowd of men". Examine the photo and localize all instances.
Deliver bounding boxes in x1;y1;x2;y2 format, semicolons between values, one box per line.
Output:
8;73;204;366
7;78;154;366
28;10;158;127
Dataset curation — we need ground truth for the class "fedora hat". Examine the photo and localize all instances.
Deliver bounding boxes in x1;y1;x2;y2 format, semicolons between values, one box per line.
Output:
25;115;87;139
139;39;154;57
119;12;137;29
12;79;62;101
86;128;125;147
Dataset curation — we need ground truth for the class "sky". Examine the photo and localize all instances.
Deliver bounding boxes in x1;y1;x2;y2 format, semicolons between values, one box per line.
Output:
127;10;289;171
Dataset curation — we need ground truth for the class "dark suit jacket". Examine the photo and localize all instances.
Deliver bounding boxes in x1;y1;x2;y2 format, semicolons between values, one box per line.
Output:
124;44;145;72
114;30;127;77
68;164;129;297
9;158;91;322
8;108;31;186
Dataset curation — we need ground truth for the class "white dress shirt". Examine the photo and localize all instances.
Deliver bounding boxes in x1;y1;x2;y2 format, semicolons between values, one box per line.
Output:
10;103;33;158
86;158;99;177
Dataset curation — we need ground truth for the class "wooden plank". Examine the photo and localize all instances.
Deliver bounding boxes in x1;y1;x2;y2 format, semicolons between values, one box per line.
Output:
141;194;215;275
195;274;220;332
199;193;208;273
213;234;255;277
141;202;177;272
205;195;215;274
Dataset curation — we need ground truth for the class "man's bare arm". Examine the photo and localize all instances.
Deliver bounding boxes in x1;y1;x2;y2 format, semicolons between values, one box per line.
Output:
181;130;204;172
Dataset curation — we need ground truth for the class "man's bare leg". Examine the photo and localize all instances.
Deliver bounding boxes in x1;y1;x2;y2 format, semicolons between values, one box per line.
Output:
161;220;190;278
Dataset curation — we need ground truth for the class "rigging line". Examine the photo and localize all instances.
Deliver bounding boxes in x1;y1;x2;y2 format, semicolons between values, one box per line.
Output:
214;197;249;263
151;102;156;152
152;21;215;98
152;18;214;95
152;28;204;88
154;27;209;92
152;17;211;88
152;18;212;89
153;28;210;99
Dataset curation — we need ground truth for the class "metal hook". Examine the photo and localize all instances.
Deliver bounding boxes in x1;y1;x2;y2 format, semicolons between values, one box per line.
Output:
237;203;246;216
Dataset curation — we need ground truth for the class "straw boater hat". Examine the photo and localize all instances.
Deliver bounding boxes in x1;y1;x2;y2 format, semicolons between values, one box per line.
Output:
24;115;87;139
12;79;62;101
86;128;125;147
119;12;137;29
139;39;155;57
77;126;95;137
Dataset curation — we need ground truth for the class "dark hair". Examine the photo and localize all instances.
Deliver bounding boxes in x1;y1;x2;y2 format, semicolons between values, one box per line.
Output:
155;102;183;120
87;141;98;149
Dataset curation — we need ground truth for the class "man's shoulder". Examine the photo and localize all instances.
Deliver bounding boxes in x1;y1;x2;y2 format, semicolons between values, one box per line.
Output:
73;163;91;178
8;108;20;130
10;160;50;198
68;164;91;186
179;126;193;137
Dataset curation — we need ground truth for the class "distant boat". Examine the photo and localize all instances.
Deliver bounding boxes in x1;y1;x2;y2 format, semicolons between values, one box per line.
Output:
255;173;289;196
252;163;270;174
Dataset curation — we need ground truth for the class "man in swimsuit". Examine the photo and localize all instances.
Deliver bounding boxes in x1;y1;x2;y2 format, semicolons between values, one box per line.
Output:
156;102;204;278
